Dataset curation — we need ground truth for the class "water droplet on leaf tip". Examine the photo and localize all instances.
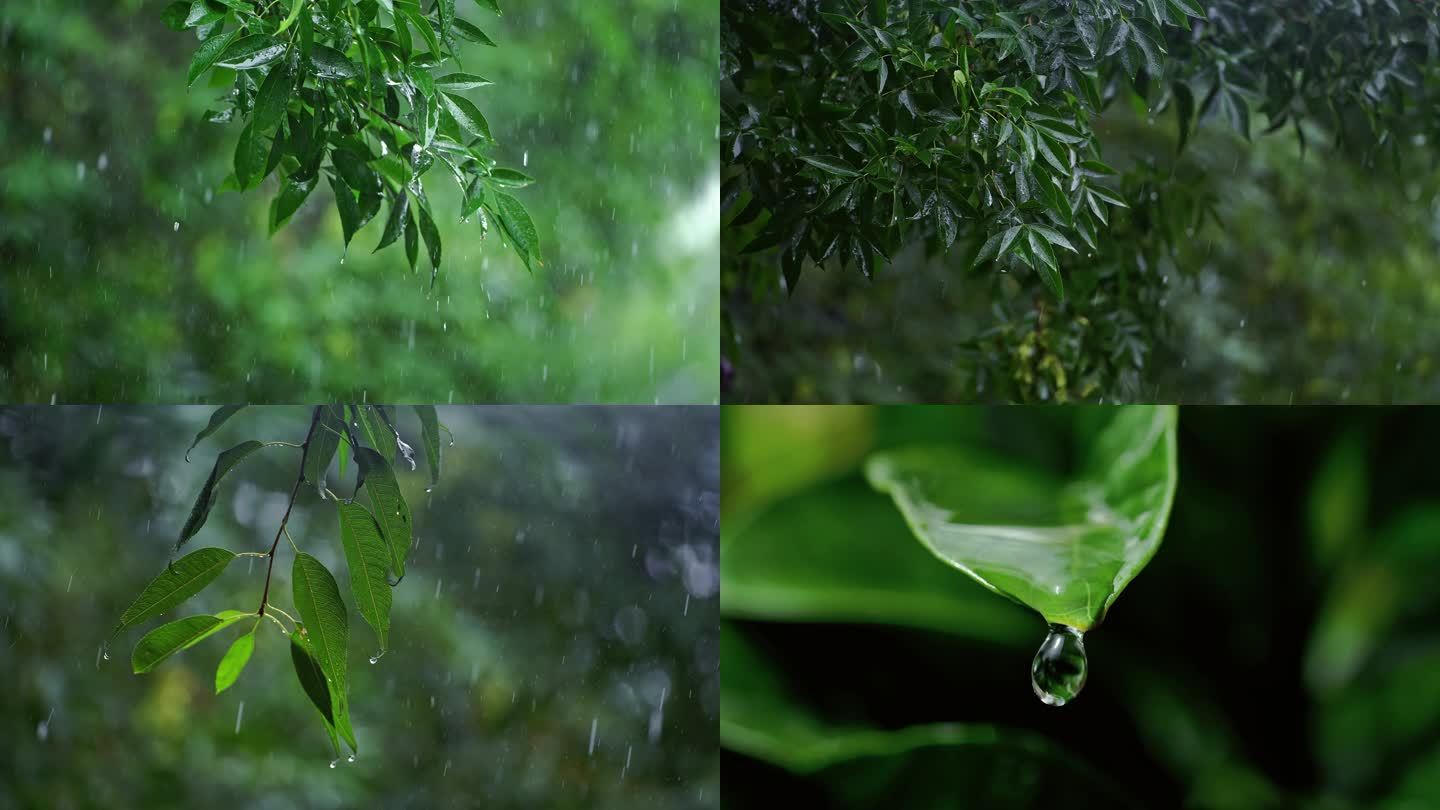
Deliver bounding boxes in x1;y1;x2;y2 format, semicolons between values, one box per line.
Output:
1031;623;1087;707
347;754;355;763
329;759;338;769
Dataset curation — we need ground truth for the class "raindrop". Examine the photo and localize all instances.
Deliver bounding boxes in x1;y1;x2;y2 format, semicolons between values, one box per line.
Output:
101;642;110;661
522;150;529;167
97;152;109;172
235;701;245;734
329;759;339;769
347;754;356;763
1031;624;1087;706
369;650;386;665
173;221;180;232
588;717;598;755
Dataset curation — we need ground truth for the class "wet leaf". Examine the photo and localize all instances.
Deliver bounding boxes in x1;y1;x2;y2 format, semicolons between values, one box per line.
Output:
252;61;294;134
185;405;245;461
439;91;492;141
304;405;345;494
292;553;349;701
485;168;533;188
178;441;273;551
413;405;441;486
113;548;237;636
491;191;540;272
374;193;410;252
452;18;496;46
187;29;241;87
310;45;359;80
355;447;412;579
417;201;441;279
290;627;340;754
435;72;493;90
338;502;393;651
216;35;286;70
865;406;1178;631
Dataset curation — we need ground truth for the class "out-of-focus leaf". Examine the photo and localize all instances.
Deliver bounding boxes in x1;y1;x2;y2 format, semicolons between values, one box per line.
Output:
185;405;245;461
865;405;1178;631
414;405;441;486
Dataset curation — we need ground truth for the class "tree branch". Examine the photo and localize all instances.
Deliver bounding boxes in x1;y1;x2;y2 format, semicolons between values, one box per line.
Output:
257;406;323;617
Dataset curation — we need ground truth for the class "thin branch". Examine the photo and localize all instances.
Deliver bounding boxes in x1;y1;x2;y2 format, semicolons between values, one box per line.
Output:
257;407;323;617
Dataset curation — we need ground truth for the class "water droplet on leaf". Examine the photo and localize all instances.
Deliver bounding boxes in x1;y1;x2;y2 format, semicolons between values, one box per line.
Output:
1031;623;1087;706
347;754;355;763
329;759;338;769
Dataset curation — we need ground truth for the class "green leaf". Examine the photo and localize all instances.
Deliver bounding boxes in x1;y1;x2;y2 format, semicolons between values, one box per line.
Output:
485;168;533;188
452;18;496;46
417;201;441;280
439;91;492;141
1025;228;1063;299
1173;80;1195;154
491;191;541;272
471;0;500;14
252;61;294;134
797;155;858;177
234;123;267;191
113;548;237;636
355;447;412;579
435;72;493;90
1167;0;1206;19
723;478;1031;638
436;0;455;47
413;405;441;487
178;441;272;551
161;1;191;32
187;29;241;87
290;627;340;755
292;553;349;704
132;612;250;674
185;406;245;462
864;406;1178;631
1029;224;1077;253
332;177;363;248
269;176;316;234
338;502;393;652
400;6;442;59
310;45;360;80
304;405;344;494
375;193;410;252
215;624;257;694
404;205;419;271
216;35;286;70
276;0;304;35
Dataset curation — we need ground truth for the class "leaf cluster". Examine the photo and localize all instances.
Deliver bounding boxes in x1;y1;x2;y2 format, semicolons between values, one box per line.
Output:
166;0;541;281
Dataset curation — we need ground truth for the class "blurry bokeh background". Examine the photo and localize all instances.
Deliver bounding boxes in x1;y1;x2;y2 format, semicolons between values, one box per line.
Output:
0;405;719;808
0;1;718;403
722;405;1440;808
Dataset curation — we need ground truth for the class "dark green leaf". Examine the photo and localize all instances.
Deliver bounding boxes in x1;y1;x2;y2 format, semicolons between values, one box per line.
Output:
1025;228;1063;299
234;123;268;190
187;29;241;87
252;61;294;134
215;624;256;694
269;176;316;234
1173;80;1195;154
331;177;363;248
470;0;500;14
185;405;245;462
417;201;441;279
161;1;191;32
113;548;237;636
413;405;441;487
374;193;410;252
338;502;393;651
798;155;858;177
304;405;344;495
292;553;349;702
491;191;541;272
290;627;340;754
404;205;419;271
276;0;303;34
310;45;360;80
178;441;273;551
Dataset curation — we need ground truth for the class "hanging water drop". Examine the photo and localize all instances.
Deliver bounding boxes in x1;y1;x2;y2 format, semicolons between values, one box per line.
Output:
1030;623;1087;706
329;759;339;769
347;754;356;763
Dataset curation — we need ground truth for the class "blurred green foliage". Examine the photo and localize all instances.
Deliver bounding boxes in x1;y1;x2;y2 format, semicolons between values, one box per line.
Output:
722;405;1440;808
0;0;717;403
0;406;719;808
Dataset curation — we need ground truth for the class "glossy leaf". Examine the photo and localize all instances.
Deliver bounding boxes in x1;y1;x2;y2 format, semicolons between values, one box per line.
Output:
303;405;344;495
185;405;245;462
375;193;409;253
417;200;441;279
310;45;359;80
214;624;256;693
292;553;349;702
290;627;340;754
252;61;293;134
435;72;492;90
865;405;1178;631
453;18;496;46
113;548;237;636
486;168;533;188
216;35;286;70
178;440;273;551
492;191;540;272
439;91;492;141
338;502;393;651
187;29;241;86
355;447;412;579
414;405;441;486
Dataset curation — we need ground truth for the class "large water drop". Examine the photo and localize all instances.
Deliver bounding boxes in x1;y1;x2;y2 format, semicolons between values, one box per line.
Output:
1031;623;1087;706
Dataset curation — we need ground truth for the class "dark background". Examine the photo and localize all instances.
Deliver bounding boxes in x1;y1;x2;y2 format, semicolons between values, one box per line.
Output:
722;406;1440;808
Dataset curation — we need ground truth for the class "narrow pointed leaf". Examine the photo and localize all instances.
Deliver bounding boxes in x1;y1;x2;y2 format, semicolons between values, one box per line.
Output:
452;17;496;46
439;92;492;141
417;201;441;277
331;177;363;248
276;0;303;34
132;612;250;673
216;34;286;70
292;553;349;702
304;405;345;495
865;406;1178;631
215;625;256;693
178;441;271;551
310;45;360;79
290;627;340;755
252;61;294;133
355;447;412;578
485;168;533;188
187;29;241;86
435;72;493;90
374;193;410;252
186;405;245;462
471;0;500;13
113;548;236;636
414;405;441;486
491;191;540;272
338;502;393;650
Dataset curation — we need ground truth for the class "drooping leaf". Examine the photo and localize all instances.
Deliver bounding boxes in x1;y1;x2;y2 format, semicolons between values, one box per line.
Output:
113;548;237;636
452;17;496;46
269;176;316;234
331;177;363;248
374;193;410;253
187;29;242;87
404;205;419;271
290;626;340;754
185;405;245;462
132;611;251;674
338;502;393;651
178;441;273;551
491;191;540;272
470;0;500;14
215;624;257;694
252;61;294;134
864;405;1179;631
485;168;533;188
292;553;349;701
304;405;345;495
417;200;442;280
1025;227;1064;299
355;447;413;579
413;405;441;486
